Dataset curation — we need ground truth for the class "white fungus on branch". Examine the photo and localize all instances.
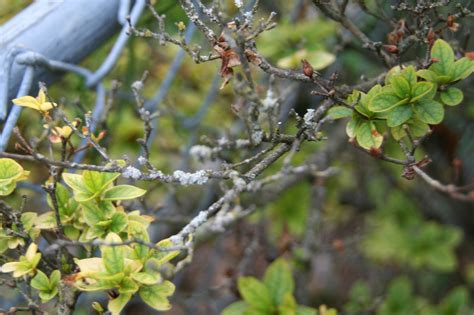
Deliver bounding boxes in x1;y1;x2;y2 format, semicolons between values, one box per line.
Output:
172;170;209;185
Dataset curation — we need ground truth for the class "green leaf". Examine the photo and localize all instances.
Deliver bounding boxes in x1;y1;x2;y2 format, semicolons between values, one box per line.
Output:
440;87;463;106
0;158;26;182
101;233;125;274
415;99;444;124
52;184;78;219
387;105;412;127
390;118;430;141
385;66;402;85
430;39;455;77
237;277;273;312
82;170;120;195
344;281;372;313
416;69;438;82
401;65;417;87
108;293;132;315
327;106;352;119
278;293;297;314
263;259;294;305
35;212;57;230
39;289;58;302
296;305;318;315
390;76;410;99
452;57;474;81
139;281;175;311
50;270;61;286
0;158;28;196
346;118;360;139
356;85;383;118
222;301;249;315
0;180;16;196
64;226;80;240
369;92;407;112
355;121;383;150
2;261;32;278
21;212;37;232
152;238;180;266
131;272;161;285
378;277;415;314
128;221;150;261
439;287;468;315
119;276;139;294
110;212;128;233
243;308;268;315
82;201;110;226
62;173;89;194
436;75;454;84
75;191;97;203
31;270;50;291
102;185;146;201
34;270;60;302
411;82;433;102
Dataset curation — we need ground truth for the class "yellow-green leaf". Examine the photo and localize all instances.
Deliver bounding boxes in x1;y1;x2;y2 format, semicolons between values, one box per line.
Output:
415;99;444;124
82;170;120;195
139;281;175;311
31;271;49;291
430;39;455;77
118;276;139;294
390;76;410;99
355;121;383;150
152;238;180;266
369;92;406;112
108;293;132;315
238;277;273;312
417;69;438;82
102;185;146;201
131;272;161;285
440;87;463;106
263;259;294;305
327;106;353;120
387;105;413;127
452;57;474;81
222;301;249;315
0;158;29;196
101;233;125;274
411;82;433;102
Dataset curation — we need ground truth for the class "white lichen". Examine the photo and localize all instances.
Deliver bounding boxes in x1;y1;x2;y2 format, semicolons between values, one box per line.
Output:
122;166;142;180
171;210;209;244
148;170;166;180
252;130;264;144
173;170;209;185
217;137;229;146
189;145;213;161
234;0;243;8
137;156;147;166
229;170;247;190
131;80;144;91
243;11;253;23
262;88;277;110
236;139;250;148
303;109;316;127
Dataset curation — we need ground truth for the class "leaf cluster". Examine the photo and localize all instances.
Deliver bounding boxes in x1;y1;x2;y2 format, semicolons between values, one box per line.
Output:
328;39;474;150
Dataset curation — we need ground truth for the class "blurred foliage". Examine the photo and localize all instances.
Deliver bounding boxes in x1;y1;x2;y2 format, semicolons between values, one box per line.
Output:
363;190;462;272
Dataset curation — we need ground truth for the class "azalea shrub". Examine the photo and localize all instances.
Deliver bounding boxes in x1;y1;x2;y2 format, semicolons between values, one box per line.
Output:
0;1;474;315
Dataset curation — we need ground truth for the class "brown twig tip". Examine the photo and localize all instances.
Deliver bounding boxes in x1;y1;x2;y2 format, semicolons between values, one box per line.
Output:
301;59;314;78
383;44;399;54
